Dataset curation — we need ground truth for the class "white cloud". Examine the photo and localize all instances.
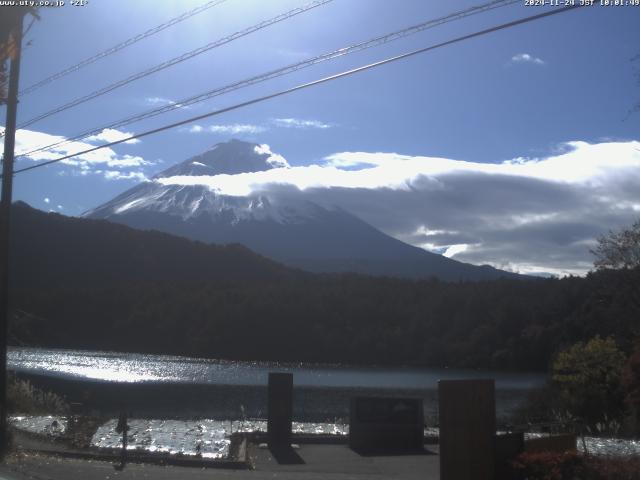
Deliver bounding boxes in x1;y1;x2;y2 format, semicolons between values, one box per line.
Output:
184;119;332;135
443;244;469;258
323;152;399;169
13;127;153;174
145;96;173;106
156;140;640;276
145;96;190;109
511;53;545;65
86;128;140;145
254;144;289;169
155;163;399;195
187;123;266;135
103;170;148;181
271;118;332;129
43;197;50;204
159;141;640;195
106;154;149;168
57;205;63;210
414;226;458;237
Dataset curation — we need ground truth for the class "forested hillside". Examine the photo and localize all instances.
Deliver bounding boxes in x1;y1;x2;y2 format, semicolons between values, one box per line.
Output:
8;202;640;371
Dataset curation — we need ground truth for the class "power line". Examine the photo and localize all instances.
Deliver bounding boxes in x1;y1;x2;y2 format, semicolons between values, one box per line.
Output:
18;0;230;96
16;0;517;157
8;4;584;177
15;0;519;160
15;0;333;130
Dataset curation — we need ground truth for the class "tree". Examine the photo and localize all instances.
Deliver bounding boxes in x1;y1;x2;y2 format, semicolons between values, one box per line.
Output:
552;336;626;434
591;219;640;270
622;341;640;434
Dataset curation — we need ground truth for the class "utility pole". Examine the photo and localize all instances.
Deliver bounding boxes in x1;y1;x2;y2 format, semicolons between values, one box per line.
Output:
0;8;24;457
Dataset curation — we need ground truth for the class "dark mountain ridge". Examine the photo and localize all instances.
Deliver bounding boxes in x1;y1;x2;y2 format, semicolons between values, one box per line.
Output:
9;201;295;290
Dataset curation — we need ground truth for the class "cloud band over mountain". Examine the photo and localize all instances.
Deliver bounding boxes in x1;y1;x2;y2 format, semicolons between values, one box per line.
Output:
156;140;640;276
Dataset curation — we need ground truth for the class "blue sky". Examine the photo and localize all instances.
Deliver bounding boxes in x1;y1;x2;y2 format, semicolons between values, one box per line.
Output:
3;0;640;275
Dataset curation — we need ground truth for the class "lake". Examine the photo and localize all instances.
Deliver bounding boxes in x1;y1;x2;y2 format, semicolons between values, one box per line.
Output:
8;347;546;421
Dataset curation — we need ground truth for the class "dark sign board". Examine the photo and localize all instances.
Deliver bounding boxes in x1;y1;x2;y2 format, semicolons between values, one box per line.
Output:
349;397;424;453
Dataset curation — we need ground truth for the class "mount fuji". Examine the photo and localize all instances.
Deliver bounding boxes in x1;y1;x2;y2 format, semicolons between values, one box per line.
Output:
85;140;519;281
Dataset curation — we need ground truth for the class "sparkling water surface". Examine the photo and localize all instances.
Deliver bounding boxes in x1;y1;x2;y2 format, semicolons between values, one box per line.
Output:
8;347;545;389
10;416;640;458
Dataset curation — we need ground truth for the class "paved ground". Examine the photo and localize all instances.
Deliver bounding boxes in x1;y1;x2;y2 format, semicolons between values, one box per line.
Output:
1;444;439;479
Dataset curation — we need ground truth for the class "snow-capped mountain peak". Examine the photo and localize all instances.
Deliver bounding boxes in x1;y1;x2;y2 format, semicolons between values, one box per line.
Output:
156;139;289;179
85;139;521;281
84;140;321;224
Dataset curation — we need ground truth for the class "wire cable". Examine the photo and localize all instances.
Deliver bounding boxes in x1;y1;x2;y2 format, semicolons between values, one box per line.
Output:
18;0;230;96
15;0;519;160
7;4;584;177
16;0;333;130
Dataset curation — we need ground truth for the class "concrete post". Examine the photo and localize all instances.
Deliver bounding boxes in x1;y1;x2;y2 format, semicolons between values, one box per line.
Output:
438;379;496;480
267;372;293;448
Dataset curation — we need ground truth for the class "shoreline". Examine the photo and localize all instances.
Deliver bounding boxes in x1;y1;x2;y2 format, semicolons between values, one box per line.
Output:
14;371;529;422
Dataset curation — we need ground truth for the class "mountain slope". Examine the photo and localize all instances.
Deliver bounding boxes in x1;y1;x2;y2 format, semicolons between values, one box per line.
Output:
9;201;294;290
85;139;521;281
